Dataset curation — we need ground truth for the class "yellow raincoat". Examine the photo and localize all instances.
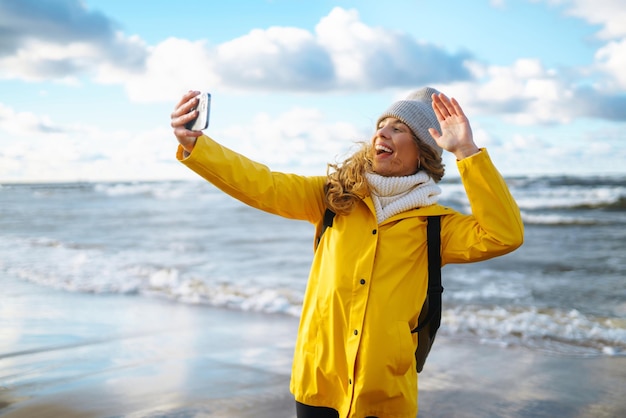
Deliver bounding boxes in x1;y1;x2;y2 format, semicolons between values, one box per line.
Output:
178;135;524;418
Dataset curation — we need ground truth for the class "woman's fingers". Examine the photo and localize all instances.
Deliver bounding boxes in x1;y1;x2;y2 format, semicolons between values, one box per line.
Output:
170;108;198;129
171;91;201;128
432;93;454;117
179;90;200;109
449;97;467;119
171;91;200;117
432;93;467;122
431;93;450;122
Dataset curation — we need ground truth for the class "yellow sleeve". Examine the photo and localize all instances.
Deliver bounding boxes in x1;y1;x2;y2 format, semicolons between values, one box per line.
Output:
441;149;524;263
177;135;327;223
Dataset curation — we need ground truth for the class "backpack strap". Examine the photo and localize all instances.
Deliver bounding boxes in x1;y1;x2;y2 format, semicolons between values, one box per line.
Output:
316;208;336;248
412;215;443;335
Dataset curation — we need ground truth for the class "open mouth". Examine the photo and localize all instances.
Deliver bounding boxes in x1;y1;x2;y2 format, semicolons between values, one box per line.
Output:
375;144;393;155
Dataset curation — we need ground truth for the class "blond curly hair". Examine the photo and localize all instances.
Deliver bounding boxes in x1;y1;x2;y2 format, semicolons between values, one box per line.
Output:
325;135;445;215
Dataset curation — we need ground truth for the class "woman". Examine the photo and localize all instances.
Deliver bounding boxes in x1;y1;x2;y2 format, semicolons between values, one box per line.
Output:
170;87;524;418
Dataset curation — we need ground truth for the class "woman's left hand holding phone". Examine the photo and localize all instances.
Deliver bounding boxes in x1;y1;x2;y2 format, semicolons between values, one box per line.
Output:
171;90;203;154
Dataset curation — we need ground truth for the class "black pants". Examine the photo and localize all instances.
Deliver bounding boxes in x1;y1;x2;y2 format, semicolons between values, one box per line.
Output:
296;402;379;418
296;402;339;418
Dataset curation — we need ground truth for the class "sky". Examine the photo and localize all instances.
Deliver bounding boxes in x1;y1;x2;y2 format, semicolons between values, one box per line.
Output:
1;0;625;183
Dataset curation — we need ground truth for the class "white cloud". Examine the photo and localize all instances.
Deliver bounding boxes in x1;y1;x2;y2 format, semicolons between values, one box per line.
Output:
595;39;626;89
503;133;551;153
444;50;626;126
3;92;621;183
471;125;502;148
565;0;626;92
314;7;472;89
0;0;148;82
0;124;191;183
97;37;219;103
1;0;625;181
446;59;576;125
0;99;187;182
0;103;70;136
3;2;624;126
535;0;626;90
479;130;616;175
0;4;471;99
158;6;470;94
209;106;365;174
0;100;364;182
558;0;626;39
215;26;334;91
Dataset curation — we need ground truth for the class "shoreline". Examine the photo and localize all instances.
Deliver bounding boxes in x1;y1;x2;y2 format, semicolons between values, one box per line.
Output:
2;277;625;417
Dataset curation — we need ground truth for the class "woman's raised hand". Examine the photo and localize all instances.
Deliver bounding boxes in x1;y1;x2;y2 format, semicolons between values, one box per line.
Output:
428;93;480;160
170;90;203;154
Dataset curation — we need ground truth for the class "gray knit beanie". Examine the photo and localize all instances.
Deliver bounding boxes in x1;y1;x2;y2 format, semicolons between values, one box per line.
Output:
376;87;443;156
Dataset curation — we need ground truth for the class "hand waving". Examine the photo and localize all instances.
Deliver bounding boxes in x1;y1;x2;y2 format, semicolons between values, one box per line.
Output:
428;93;480;160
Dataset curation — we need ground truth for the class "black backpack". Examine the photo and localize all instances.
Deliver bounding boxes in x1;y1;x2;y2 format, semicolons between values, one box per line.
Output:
317;209;443;373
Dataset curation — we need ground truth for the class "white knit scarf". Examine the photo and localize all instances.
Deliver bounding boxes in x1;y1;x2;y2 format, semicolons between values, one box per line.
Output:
365;171;441;224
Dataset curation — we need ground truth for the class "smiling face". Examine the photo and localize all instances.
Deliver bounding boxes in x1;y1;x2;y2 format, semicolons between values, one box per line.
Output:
371;117;420;177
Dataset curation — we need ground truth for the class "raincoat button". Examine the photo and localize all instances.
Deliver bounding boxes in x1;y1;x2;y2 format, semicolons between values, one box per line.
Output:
354;329;358;335
372;229;377;235
360;279;366;285
349;379;352;384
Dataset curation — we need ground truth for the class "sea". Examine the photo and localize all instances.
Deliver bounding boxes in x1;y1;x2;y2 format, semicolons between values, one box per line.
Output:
1;175;625;357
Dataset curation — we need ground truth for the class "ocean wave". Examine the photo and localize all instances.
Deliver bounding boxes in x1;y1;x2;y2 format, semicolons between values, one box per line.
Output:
139;269;304;317
8;260;304;318
534;175;626;188
94;181;192;199
514;189;625;212
501;175;626;189
10;260;625;357
548;196;626;212
26;237;104;250
521;212;602;226
441;305;626;357
440;180;626;214
604;196;626;211
138;276;626;357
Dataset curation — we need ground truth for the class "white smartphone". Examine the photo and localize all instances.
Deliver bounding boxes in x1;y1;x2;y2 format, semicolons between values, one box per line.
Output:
186;92;211;131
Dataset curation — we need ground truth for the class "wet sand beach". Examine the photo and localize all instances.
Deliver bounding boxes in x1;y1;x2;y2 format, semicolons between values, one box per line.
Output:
1;276;625;418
